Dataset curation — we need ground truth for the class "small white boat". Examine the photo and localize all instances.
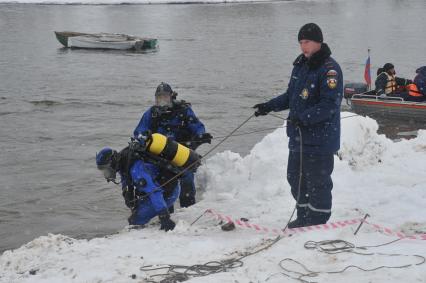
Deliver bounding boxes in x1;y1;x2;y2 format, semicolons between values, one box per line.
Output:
54;31;158;51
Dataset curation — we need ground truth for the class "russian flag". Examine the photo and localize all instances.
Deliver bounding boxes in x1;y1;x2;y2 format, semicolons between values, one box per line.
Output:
364;55;371;87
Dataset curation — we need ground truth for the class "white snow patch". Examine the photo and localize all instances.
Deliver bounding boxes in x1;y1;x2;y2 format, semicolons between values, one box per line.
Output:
1;112;425;283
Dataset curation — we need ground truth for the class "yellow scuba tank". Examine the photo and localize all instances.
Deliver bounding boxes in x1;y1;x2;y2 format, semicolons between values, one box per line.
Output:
146;133;200;169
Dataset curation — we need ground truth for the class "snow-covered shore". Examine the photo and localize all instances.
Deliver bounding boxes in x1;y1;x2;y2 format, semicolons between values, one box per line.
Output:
1;112;425;283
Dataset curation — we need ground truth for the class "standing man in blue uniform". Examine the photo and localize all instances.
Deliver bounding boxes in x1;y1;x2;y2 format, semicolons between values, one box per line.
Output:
134;83;212;208
253;23;343;228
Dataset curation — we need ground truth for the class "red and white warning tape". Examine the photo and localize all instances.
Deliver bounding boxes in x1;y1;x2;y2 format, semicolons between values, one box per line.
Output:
205;209;426;241
364;220;426;240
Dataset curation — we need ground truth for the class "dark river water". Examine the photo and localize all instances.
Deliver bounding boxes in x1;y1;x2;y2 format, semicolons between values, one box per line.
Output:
0;0;425;252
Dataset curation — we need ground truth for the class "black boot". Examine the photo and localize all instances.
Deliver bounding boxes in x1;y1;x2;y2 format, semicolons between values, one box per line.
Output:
179;195;195;208
179;179;196;208
305;211;330;226
287;218;306;228
287;207;308;228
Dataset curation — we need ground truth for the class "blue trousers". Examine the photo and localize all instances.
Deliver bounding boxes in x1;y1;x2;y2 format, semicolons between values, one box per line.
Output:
286;151;334;225
128;185;180;225
179;171;196;208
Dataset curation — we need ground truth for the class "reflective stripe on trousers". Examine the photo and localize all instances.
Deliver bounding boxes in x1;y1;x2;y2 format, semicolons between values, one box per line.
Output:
297;202;332;213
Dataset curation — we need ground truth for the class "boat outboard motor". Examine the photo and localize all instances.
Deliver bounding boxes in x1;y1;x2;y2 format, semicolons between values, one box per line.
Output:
344;82;368;98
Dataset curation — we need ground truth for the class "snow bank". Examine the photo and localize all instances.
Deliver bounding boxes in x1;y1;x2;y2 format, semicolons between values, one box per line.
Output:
1;112;425;283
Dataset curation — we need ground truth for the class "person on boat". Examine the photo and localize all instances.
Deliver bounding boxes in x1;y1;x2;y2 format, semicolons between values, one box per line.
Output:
96;145;180;231
414;66;426;96
404;66;426;102
375;63;412;97
253;23;342;228
133;83;212;209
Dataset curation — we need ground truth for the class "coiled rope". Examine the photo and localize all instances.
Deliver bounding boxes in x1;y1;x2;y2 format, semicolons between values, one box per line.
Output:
139;118;305;283
266;239;425;283
140;236;282;283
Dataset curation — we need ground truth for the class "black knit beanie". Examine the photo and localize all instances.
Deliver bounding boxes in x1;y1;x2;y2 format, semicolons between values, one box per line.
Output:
298;23;323;43
383;63;394;72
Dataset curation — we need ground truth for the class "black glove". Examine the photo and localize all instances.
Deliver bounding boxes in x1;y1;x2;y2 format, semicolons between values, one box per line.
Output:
287;117;302;128
253;103;271;117
189;133;213;149
199;133;213;144
159;212;176;232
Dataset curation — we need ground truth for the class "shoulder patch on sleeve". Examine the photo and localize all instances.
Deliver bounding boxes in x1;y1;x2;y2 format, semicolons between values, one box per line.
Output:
326;69;338;89
326;69;338;77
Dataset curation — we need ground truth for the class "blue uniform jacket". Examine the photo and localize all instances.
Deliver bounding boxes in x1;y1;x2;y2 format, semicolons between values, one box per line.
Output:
265;43;343;154
120;160;173;213
415;66;426;96
133;105;205;142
